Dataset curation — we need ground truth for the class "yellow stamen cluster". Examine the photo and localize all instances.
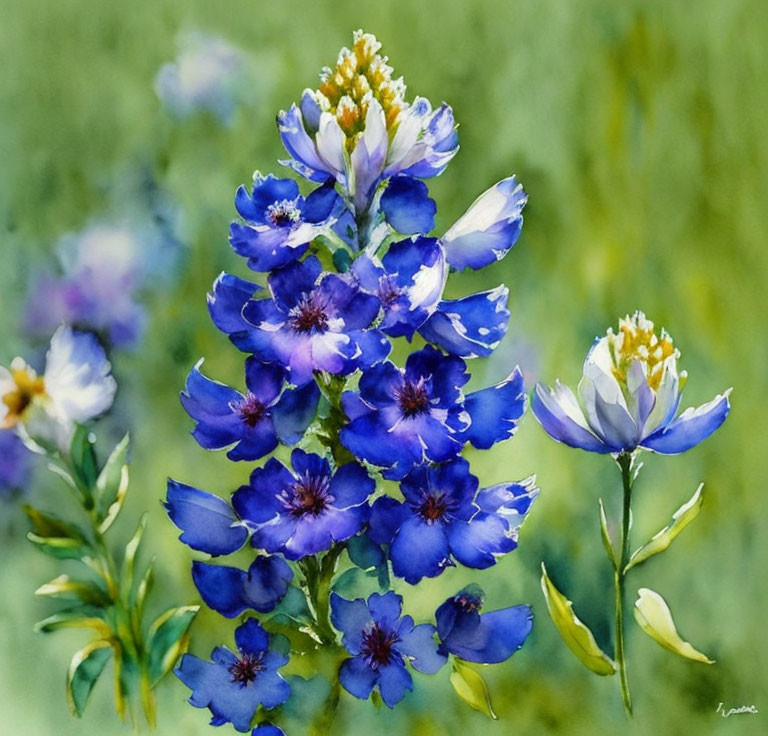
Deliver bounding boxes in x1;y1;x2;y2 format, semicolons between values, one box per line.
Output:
608;311;678;391
1;359;46;428
315;30;407;148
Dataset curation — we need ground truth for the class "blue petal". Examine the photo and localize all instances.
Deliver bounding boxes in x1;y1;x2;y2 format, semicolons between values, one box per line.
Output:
252;725;286;736
390;516;451;584
419;286;510;358
357;362;401;407
299;90;322;133
165;480;247;556
329;462;375;509
641;391;731;455
192;562;250;618
271;381;320;444
368;496;409;545
463;367;526;449
245;359;285;405
243;556;293;612
268;256;322;312
207;273;261;335
447;513;510;568
235;618;270;657
347;329;392;370
229;222;309;273
302;179;340;223
277;104;332;182
367;591;403;627
395;622;446;674
339;656;378;701
377;662;412;708
247;174;300;216
405;346;469;407
330;593;372;654
290;448;331;480
226;419;279;463
231;458;292;524
443;605;533;664
531;382;614;453
380;176;436;234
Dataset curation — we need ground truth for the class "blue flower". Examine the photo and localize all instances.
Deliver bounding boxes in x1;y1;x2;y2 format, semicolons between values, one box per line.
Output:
368;459;526;583
180;358;319;461
165;480;248;556
435;585;533;664
192;556;293;618
231;449;374;560
532;311;732;455
239;256;389;386
0;431;33;496
419;286;511;358
350;237;447;339
176;618;290;732
340;347;525;478
330;591;447;707
474;476;540;555
277;31;457;214
230;174;341;272
442;176;527;271
251;725;285;736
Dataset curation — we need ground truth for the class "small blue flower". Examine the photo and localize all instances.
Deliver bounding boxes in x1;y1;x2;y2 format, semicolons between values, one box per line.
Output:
180;358;320;461
231;449;374;560
192;556;293;618
442;176;527;271
368;459;525;583
532;311;731;455
351;237;447;339
435;585;533;664
239;256;389;386
419;286;511;358
331;591;447;708
230;174;341;272
176;618;290;732
165;480;248;556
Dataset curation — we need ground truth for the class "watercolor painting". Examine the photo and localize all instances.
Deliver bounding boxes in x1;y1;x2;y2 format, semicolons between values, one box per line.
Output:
1;3;764;735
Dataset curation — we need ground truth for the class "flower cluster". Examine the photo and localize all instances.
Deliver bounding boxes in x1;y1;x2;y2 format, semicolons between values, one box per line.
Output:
166;30;537;733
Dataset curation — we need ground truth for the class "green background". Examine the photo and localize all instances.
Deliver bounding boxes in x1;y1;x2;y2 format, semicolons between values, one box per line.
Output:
1;1;766;734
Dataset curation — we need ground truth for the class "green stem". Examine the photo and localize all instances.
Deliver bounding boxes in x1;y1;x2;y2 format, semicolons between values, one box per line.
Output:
614;452;634;718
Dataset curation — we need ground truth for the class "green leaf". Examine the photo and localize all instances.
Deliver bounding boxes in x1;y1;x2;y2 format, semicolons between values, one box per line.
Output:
598;498;618;569
34;607;112;636
449;659;497;719
146;605;199;685
263;613;321;653
95;433;130;526
120;513;147;599
633;588;714;664
35;574;111;606
67;639;112;717
70;423;99;492
540;563;617;676
23;505;88;541
27;532;90;560
625;483;704;572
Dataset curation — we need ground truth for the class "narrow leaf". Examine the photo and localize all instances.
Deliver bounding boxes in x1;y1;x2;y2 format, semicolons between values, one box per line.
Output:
132;557;156;632
120;513;147;599
70;423;98;492
95;433;130;522
27;532;90;560
23;505;87;541
625;484;704;572
35;574;111;606
598;499;617;569
35;608;112;637
633;588;714;664
146;605;199;685
98;466;129;534
67;639;112;717
540;563;617;676
449;659;497;719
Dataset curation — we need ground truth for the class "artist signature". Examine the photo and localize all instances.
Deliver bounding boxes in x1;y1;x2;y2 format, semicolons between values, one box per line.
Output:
716;702;758;718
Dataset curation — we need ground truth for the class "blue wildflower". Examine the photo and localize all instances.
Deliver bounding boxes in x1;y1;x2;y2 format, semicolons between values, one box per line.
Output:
442;176;527;271
180;358;319;461
331;591;446;707
277;31;457;214
231;449;374;560
239;256;389;386
192;556;293;618
165;479;248;556
230;174;341;272
368;459;530;583
532;311;731;454
435;585;533;664
176;618;290;732
340;346;525;478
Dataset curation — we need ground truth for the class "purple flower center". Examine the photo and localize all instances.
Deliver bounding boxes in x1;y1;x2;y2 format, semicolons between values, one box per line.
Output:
266;199;301;228
395;379;429;418
236;393;267;426
282;472;332;516
377;276;401;306
418;492;449;523
454;593;483;613
289;293;330;333
361;623;400;669
229;653;265;686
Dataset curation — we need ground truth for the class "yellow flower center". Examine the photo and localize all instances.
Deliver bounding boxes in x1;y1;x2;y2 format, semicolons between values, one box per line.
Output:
315;30;407;149
2;360;46;428
608;311;677;391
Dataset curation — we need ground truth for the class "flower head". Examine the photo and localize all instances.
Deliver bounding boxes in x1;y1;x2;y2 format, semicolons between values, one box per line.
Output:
0;326;116;450
278;30;458;213
435;585;533;663
532;311;731;454
232;449;374;560
330;591;446;707
175;618;290;732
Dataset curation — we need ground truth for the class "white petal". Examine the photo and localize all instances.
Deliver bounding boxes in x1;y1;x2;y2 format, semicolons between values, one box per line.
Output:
643;356;680;435
315;112;347;176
